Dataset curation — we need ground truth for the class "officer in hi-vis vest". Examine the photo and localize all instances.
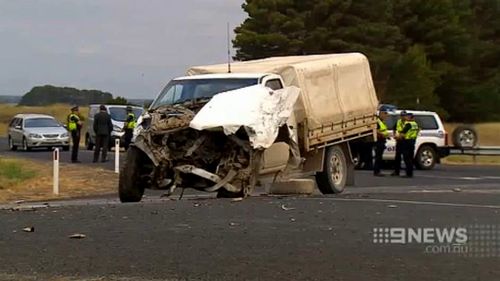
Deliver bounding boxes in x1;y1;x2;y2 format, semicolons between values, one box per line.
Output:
374;110;389;176
67;106;83;163
123;106;136;150
399;113;420;178
392;110;407;176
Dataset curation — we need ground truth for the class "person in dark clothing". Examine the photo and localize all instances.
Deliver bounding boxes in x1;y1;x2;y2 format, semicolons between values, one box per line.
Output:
123;106;136;150
374;111;389;176
67;106;83;163
391;111;407;176
93;105;113;163
399;113;420;178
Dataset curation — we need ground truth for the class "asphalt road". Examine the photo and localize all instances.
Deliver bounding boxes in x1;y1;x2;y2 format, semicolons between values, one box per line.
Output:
1;137;500;280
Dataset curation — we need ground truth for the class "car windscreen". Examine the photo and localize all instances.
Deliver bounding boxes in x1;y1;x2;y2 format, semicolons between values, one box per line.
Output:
108;108;143;122
24;118;61;128
151;78;259;109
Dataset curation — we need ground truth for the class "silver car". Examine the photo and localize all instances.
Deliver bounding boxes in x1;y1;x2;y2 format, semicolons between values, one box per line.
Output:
7;114;70;151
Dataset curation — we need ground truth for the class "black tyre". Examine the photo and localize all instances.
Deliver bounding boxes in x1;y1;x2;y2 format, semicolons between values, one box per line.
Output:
315;145;347;194
119;146;146;202
452;126;478;148
415;145;437;170
8;136;17;151
85;134;94;150
22;137;31;151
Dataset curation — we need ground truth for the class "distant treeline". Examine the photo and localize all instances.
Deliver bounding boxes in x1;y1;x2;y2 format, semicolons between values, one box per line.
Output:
19;85;113;106
0;95;21;104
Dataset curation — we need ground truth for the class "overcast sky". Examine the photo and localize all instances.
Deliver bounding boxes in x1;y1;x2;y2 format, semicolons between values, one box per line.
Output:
0;0;246;98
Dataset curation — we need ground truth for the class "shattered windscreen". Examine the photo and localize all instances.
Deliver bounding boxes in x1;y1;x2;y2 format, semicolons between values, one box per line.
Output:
151;78;259;109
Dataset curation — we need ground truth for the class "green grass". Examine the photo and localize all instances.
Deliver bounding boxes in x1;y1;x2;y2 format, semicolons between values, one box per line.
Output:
0;158;37;189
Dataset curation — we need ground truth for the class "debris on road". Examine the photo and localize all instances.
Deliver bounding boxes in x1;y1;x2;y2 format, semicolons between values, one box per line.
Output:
229;222;239;226
290;218;296;222
387;205;398;208
453;188;462;192
68;233;86;239
22;227;34;232
281;204;296;211
231;197;243;203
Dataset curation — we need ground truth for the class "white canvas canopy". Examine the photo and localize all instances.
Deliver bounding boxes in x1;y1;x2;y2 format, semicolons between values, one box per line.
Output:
187;53;379;130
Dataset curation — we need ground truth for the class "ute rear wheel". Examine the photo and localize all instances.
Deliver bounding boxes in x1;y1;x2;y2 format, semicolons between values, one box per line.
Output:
315;145;347;194
119;146;146;202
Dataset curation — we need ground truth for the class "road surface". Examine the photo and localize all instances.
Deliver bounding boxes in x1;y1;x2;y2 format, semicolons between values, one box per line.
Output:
1;137;500;280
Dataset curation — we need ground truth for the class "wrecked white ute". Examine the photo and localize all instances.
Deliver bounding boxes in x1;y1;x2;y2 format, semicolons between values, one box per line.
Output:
119;79;300;202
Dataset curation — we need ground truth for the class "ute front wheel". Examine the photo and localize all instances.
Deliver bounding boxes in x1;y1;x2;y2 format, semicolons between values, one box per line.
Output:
119;146;146;202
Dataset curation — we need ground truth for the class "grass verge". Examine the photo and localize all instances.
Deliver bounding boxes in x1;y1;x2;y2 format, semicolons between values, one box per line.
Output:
0;157;117;203
0;158;37;190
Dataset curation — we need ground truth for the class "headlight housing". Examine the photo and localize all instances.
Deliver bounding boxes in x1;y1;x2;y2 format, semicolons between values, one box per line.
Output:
28;133;42;139
113;125;122;132
60;132;69;138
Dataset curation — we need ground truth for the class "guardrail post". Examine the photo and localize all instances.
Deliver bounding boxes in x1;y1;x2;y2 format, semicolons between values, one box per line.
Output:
53;148;59;195
115;138;120;174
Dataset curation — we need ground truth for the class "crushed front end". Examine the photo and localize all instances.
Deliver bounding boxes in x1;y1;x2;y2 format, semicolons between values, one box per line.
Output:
133;105;261;198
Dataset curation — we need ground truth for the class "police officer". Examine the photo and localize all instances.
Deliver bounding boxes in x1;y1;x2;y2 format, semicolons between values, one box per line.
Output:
374;110;389;176
399;113;420;178
93;105;113;163
67;106;83;163
391;111;407;176
123;106;136;150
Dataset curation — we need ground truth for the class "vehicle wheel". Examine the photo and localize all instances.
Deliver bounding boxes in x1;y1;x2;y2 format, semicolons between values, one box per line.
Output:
22;138;31;151
8;136;17;151
415;145;437;170
452;126;478;148
85;134;94;150
119;146;146;203
315;145;347;194
62;145;70;151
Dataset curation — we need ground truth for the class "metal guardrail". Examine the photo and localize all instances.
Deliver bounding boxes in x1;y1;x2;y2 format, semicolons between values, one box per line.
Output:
449;146;500;156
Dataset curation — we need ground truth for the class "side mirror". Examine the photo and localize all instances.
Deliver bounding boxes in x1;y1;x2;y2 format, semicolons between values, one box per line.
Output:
15;125;22;130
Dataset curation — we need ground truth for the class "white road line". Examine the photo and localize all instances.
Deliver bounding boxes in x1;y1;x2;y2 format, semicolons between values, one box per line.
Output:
307;197;500;209
416;175;482;180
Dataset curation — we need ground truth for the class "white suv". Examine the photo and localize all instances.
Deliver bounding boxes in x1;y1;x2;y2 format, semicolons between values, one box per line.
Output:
383;110;449;170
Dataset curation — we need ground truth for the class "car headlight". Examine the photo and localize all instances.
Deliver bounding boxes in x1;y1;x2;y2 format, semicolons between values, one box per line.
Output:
60;132;69;138
113;125;122;132
28;133;42;139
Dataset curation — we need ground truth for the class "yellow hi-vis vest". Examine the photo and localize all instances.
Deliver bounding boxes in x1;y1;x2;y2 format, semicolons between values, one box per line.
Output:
67;113;80;131
126;113;136;129
404;121;419;140
395;119;405;138
377;118;389;138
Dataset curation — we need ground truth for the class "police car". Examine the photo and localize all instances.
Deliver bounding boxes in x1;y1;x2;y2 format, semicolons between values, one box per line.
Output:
383;110;450;170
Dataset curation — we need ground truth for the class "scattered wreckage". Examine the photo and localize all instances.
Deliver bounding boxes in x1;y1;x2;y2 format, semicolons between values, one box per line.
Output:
119;53;379;202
